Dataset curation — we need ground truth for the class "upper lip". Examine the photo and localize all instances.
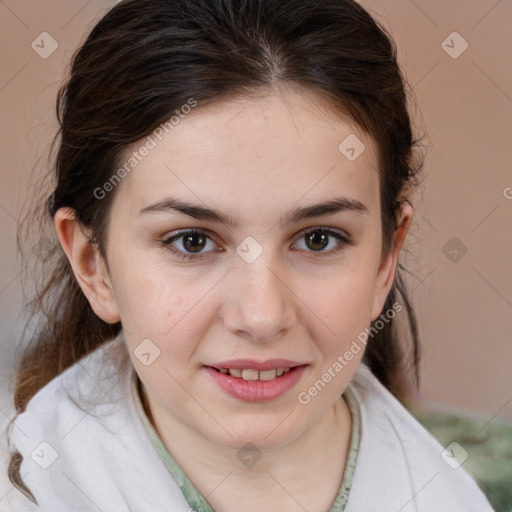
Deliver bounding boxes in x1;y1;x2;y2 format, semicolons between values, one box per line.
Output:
207;359;305;371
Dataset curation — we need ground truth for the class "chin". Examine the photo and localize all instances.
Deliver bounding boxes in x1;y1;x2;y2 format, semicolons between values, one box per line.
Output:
208;416;301;452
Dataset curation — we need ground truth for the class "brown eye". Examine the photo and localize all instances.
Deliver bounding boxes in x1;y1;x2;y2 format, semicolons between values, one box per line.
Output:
305;230;330;251
181;232;208;253
162;229;219;261
294;227;352;256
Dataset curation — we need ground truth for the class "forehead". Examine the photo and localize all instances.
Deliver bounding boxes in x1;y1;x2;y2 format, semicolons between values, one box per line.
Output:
111;87;380;220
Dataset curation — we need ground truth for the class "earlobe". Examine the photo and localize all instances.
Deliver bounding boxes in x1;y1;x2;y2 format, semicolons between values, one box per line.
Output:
370;201;413;321
53;207;121;324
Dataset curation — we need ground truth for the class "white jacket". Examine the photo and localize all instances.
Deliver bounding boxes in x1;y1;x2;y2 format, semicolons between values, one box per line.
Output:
5;332;496;511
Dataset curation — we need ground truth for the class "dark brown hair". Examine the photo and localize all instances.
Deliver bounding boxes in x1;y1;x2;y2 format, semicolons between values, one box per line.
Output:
8;0;424;502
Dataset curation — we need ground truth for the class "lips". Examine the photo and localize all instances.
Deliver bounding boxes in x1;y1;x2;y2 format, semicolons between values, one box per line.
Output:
203;360;307;402
208;358;304;371
211;366;293;381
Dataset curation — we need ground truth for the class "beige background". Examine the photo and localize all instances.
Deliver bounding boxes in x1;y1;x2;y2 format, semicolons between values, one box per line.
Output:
0;0;511;447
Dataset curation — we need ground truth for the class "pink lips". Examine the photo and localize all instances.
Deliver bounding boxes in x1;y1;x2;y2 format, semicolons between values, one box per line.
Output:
203;362;307;402
209;358;304;371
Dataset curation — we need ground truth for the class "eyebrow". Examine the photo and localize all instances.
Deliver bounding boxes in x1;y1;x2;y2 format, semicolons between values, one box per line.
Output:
138;196;369;228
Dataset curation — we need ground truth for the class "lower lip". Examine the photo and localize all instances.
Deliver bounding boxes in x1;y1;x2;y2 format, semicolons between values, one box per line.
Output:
203;365;307;402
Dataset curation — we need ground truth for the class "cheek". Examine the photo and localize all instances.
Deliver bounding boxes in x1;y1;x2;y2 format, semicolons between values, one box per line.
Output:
110;252;220;357
300;264;377;350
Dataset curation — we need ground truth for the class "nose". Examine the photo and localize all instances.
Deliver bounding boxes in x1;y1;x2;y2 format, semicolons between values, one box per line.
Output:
221;252;297;344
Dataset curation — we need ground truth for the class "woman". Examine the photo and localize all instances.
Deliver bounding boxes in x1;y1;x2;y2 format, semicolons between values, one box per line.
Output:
5;0;496;510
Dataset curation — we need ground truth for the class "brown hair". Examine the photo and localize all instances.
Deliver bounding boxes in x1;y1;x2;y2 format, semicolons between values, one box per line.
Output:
7;0;424;502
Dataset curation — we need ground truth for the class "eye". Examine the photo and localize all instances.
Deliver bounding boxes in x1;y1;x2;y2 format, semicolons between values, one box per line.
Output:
293;227;352;255
161;226;352;262
161;229;220;261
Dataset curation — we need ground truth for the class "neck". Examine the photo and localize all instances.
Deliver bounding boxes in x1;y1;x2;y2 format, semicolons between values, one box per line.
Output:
138;378;353;512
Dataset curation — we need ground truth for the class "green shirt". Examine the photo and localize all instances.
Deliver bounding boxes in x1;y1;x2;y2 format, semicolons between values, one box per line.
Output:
133;375;361;511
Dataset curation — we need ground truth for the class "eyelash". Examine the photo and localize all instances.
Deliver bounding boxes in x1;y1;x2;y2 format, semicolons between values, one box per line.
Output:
160;227;353;262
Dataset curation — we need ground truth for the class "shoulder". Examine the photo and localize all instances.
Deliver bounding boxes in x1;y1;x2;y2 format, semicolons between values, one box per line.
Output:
7;335;131;464
345;363;496;511
6;335;131;509
6;332;191;511
13;334;129;427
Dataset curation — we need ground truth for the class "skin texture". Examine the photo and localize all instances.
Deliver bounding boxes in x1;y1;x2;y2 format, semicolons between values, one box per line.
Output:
54;85;412;511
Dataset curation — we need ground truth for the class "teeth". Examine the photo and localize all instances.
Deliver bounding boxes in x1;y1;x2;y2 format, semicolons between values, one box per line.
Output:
241;369;259;380
259;369;277;381
220;367;292;380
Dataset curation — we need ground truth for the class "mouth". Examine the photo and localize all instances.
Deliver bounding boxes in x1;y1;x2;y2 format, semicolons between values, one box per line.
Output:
203;364;307;402
207;366;298;381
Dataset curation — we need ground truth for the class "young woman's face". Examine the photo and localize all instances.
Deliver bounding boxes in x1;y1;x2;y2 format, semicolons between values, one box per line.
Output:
97;87;402;450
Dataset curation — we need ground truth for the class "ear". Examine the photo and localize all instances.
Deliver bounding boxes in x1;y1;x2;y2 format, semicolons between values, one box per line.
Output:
53;207;121;324
370;201;413;321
